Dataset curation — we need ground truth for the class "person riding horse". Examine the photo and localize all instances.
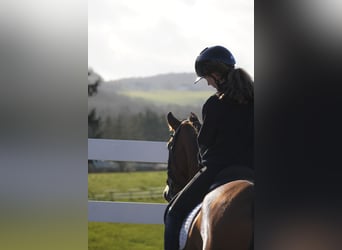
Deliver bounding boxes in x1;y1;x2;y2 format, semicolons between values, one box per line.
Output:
164;45;254;250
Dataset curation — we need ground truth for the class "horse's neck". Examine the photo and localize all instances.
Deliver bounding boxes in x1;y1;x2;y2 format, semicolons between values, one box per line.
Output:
183;135;200;181
175;123;200;186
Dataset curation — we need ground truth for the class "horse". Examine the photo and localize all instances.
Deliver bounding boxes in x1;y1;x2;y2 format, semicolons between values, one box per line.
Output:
163;112;254;250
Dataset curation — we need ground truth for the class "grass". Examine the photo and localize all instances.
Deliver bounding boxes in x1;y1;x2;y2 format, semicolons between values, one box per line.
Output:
88;223;164;250
88;171;167;203
88;222;164;250
88;171;168;250
119;90;214;105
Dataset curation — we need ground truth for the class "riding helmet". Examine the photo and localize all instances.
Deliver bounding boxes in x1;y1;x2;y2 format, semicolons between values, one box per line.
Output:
194;46;236;84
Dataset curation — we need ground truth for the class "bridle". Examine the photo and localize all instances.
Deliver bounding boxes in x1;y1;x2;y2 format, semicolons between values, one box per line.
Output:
166;118;201;199
166;122;183;198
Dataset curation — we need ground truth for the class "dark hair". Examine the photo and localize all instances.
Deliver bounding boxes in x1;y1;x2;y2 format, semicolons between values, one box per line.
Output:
218;67;254;104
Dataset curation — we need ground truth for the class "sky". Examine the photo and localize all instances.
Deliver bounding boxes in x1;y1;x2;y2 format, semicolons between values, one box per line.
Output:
88;0;254;81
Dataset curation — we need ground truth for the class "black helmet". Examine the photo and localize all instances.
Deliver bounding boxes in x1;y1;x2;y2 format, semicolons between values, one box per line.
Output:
194;46;236;83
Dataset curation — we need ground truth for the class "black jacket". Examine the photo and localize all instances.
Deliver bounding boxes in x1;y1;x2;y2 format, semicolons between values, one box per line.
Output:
198;94;254;170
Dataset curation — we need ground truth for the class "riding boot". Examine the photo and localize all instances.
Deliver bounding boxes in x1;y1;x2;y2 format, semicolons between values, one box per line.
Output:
164;212;182;250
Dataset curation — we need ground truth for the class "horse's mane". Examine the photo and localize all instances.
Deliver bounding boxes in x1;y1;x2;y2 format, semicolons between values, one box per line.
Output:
182;120;199;135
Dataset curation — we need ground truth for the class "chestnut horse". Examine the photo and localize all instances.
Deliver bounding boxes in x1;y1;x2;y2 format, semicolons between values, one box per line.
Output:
163;112;254;250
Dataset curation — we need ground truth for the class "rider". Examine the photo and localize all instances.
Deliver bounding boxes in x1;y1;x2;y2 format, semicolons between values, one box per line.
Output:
164;45;254;250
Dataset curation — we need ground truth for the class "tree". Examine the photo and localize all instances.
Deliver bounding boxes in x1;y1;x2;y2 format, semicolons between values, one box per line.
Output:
88;68;103;96
88;108;102;138
88;68;104;138
88;68;104;170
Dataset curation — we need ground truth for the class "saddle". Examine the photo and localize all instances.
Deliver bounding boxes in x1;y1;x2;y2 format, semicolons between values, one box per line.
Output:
178;166;254;250
165;165;254;250
179;203;202;250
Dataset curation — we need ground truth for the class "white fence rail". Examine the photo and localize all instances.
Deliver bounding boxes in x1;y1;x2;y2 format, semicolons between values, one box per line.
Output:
88;139;168;224
88;201;167;224
88;138;168;163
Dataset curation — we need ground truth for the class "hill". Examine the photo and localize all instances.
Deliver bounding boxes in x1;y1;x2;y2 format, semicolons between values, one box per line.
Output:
88;72;214;118
104;72;212;91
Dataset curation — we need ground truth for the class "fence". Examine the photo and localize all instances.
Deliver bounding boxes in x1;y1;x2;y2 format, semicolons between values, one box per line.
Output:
88;139;168;224
90;186;166;201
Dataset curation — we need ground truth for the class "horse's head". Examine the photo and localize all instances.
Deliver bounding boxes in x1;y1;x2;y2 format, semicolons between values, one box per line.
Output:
163;112;201;202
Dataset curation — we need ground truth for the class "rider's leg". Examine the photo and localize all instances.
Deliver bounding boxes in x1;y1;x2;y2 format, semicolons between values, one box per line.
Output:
164;166;217;250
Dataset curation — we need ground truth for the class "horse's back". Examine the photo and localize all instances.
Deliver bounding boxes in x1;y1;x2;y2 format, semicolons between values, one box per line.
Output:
187;180;254;250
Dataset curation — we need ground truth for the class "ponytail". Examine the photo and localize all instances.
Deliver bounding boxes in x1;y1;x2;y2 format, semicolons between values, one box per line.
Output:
218;68;254;104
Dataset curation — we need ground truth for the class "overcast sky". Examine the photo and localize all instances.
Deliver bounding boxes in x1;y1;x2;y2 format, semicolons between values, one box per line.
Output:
88;0;254;81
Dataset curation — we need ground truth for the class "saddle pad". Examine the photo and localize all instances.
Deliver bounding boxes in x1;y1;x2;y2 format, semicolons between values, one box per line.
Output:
179;203;202;250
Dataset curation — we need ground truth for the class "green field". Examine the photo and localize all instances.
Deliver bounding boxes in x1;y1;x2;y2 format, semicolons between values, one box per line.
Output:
89;223;164;250
88;171;167;203
119;90;213;105
88;171;167;250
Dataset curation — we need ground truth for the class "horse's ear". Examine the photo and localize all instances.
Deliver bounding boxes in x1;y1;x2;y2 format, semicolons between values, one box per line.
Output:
189;112;200;123
189;112;202;131
167;112;181;130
